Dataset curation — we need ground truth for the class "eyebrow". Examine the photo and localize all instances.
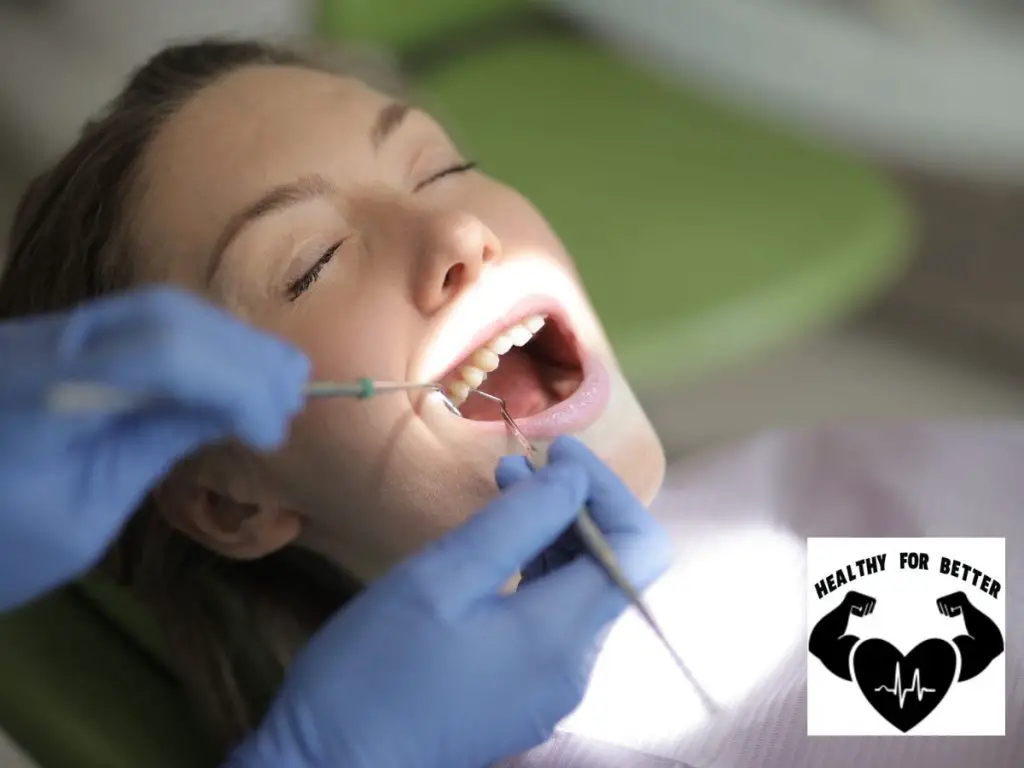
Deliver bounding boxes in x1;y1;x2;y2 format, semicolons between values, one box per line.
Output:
206;174;337;285
205;103;413;285
371;102;412;150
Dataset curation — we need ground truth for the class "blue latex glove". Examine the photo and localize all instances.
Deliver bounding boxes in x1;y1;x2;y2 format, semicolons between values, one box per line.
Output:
498;458;592;585
0;287;309;611
228;436;672;768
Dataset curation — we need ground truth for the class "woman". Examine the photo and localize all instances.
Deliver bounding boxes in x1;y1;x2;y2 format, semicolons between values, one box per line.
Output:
0;39;665;752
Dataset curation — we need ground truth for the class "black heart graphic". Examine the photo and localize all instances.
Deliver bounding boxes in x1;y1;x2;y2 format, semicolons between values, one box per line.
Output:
852;638;957;732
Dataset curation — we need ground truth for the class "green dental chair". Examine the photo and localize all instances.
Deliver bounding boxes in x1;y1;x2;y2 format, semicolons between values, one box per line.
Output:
0;2;909;766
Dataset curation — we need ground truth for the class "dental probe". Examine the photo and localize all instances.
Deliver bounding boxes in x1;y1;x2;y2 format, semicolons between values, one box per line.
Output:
49;378;718;710
463;388;720;715
304;379;463;415
47;378;463;416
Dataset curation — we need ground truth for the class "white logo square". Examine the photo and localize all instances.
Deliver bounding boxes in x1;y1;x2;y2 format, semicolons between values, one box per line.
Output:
806;537;1005;736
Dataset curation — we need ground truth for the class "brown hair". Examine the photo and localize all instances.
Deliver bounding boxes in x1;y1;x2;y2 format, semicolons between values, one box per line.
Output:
0;39;397;754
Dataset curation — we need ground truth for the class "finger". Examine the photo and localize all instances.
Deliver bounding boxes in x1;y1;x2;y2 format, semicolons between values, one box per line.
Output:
509;520;676;656
76;404;229;534
495;455;533;489
498;452;584;582
0;312;82;399
520;525;586;584
0;311;66;360
548;436;663;537
508;556;643;663
56;288;309;421
60;288;303;376
546;437;673;582
133;289;310;411
405;462;590;609
66;317;306;449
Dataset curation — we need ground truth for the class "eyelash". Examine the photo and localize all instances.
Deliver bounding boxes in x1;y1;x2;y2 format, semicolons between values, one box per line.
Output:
286;160;478;300
287;241;343;301
414;160;478;192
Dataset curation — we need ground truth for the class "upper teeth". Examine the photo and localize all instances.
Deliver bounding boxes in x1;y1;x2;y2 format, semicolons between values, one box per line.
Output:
447;314;546;405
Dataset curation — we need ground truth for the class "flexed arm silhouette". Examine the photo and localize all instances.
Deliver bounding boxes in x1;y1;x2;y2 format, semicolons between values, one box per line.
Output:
936;591;1005;682
809;591;876;680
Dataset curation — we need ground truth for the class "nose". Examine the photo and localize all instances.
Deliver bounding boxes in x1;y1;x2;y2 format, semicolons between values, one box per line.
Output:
412;212;501;314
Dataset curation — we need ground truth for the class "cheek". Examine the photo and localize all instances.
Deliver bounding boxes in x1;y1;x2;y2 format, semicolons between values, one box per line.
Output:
275;398;506;577
283;285;413;382
472;181;574;268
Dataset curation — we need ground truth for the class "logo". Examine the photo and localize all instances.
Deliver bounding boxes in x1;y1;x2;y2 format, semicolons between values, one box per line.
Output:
806;538;1005;736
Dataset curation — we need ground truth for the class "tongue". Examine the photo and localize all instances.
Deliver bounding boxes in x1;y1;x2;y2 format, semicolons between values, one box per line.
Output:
459;347;553;421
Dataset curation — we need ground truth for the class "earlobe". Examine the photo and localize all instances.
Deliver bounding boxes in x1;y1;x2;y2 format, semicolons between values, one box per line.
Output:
154;480;303;561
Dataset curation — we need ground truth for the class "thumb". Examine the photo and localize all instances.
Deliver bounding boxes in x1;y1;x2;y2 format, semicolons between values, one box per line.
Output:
404;462;590;610
495;455;533;489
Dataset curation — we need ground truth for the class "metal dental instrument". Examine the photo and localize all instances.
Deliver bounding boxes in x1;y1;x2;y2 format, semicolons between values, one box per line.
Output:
47;377;463;416
304;379;463;415
49;376;715;710
463;388;720;715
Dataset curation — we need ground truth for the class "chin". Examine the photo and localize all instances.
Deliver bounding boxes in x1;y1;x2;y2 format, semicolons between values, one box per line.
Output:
412;256;666;506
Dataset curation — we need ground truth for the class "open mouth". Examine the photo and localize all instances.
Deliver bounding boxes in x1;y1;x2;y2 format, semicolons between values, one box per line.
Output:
440;311;586;423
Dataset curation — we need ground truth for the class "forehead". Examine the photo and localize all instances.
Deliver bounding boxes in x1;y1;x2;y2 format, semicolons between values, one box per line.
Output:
133;65;391;280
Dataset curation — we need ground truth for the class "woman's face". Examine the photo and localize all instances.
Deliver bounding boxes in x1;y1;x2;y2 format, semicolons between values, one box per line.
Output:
136;64;664;580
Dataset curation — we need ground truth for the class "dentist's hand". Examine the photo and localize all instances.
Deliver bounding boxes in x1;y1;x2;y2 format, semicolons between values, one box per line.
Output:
0;288;309;611
229;437;673;768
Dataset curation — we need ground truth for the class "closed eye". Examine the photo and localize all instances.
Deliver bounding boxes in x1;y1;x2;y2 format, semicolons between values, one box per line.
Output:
414;160;477;192
287;239;345;300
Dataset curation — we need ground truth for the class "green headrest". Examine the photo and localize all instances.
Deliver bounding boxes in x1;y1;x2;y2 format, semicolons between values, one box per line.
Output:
319;0;527;51
414;36;909;385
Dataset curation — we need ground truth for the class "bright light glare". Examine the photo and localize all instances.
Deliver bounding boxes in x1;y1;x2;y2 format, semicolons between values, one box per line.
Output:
559;523;804;757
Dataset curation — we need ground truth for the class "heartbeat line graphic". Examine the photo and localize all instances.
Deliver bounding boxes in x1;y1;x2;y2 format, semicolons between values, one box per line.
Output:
874;662;936;709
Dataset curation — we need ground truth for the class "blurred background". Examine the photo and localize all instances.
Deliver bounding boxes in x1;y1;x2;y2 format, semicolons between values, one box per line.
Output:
0;0;1021;463
0;2;1022;767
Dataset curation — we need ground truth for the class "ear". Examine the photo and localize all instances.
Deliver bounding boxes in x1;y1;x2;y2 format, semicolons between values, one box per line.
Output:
153;448;302;560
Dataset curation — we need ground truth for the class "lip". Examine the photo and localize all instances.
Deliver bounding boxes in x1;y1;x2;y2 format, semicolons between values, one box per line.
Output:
499;350;610;440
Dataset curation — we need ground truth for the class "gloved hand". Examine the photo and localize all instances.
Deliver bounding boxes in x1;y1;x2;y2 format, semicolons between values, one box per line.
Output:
0;287;309;611
499;453;593;584
228;436;673;768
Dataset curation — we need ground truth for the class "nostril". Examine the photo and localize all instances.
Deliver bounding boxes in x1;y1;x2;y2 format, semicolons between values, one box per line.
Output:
481;231;500;264
443;263;465;289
